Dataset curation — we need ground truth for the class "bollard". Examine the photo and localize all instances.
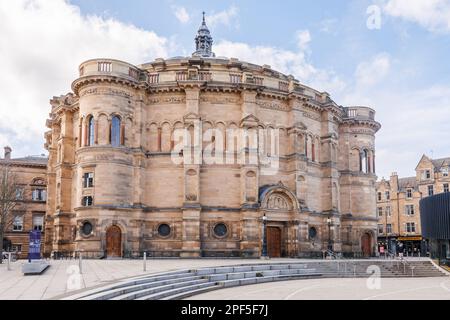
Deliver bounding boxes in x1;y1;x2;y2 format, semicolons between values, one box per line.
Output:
143;252;147;272
79;252;83;274
353;265;356;277
7;253;11;271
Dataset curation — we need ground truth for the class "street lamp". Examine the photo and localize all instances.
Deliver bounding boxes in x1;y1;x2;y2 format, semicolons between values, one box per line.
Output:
262;214;268;258
327;217;333;251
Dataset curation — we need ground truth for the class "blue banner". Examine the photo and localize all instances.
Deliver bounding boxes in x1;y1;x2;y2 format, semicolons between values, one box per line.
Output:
28;230;41;260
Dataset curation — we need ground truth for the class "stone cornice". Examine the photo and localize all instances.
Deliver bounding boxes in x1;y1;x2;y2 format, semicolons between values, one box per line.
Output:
341;118;381;132
0;160;47;168
72;75;140;95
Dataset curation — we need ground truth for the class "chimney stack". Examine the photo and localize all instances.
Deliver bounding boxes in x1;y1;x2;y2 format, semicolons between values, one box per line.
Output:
4;146;11;160
390;172;399;192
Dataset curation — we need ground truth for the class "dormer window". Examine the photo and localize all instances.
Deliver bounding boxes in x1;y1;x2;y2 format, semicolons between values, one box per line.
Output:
442;167;449;177
423;170;431;180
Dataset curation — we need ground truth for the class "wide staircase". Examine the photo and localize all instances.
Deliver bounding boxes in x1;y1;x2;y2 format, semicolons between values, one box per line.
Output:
61;259;448;301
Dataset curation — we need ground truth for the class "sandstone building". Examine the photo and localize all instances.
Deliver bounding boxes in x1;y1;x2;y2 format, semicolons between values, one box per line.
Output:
376;155;450;255
0;147;47;259
43;16;381;258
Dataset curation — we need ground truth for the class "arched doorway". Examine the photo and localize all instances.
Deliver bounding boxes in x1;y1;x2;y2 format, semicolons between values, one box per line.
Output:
106;225;122;258
361;232;372;257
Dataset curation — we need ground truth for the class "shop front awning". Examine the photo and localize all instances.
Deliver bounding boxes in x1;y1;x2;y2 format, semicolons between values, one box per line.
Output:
397;236;423;241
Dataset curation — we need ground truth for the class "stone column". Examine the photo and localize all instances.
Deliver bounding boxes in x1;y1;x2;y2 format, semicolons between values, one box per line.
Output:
181;87;202;258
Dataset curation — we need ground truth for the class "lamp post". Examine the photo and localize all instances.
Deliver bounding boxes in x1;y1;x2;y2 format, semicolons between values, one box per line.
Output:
262;214;268;258
327;217;333;251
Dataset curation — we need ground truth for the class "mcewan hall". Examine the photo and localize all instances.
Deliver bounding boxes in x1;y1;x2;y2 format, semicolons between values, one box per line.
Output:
10;16;383;259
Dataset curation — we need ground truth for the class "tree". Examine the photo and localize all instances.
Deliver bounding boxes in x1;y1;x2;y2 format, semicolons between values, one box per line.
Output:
0;165;17;264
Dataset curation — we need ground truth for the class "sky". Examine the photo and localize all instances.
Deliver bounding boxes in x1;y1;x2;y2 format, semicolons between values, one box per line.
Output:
0;0;450;179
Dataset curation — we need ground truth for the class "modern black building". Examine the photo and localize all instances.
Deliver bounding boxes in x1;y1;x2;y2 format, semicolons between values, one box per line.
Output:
420;192;450;265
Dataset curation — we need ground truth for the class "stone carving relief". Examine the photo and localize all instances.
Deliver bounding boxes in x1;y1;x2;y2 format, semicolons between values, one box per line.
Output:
256;100;290;112
267;194;290;210
148;96;186;105
186;169;197;176
302;111;321;121
80;88;132;99
185;194;197;201
201;96;239;104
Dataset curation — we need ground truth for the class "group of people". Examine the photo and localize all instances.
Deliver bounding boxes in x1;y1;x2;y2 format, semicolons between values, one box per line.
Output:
378;242;423;258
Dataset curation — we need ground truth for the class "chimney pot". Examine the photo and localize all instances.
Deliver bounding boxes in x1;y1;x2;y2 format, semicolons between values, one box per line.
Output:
4;146;11;160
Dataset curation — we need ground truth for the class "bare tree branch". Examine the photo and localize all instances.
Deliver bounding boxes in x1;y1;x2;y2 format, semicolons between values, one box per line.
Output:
0;165;18;264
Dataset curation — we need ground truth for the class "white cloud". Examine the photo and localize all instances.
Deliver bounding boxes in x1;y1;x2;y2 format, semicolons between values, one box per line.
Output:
355;53;391;87
341;56;450;179
0;0;172;158
319;18;339;34
214;38;346;94
172;6;190;24
384;0;450;33
207;6;239;28
295;30;311;50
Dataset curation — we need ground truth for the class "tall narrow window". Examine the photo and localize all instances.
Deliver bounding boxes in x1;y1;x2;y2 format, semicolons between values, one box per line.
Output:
428;185;434;196
32;188;46;201
311;142;316;162
111;116;121;147
88;116;95;146
444;184;449;193
385;191;390;200
386;206;392;217
406;189;412;199
32;215;44;231
83;173;94;188
361;150;368;173
386;224;392;234
13;215;23;231
377;207;383;217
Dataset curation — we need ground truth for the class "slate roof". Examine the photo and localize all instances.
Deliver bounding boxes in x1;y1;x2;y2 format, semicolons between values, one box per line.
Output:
0;156;48;167
398;176;418;191
431;157;450;171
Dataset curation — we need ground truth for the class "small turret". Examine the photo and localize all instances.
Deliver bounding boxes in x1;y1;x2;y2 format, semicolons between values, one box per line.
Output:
193;12;215;58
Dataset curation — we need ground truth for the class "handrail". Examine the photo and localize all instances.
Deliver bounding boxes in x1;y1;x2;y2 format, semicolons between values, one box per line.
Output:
399;257;415;276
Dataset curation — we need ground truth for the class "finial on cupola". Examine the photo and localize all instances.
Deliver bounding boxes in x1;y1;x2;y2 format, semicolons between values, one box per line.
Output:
192;11;216;58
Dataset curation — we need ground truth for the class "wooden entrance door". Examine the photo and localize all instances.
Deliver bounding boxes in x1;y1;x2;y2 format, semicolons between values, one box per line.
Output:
267;227;282;258
361;233;372;257
106;226;122;258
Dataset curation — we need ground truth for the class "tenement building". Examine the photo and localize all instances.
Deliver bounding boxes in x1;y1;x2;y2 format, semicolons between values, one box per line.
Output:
43;16;381;258
0;147;48;259
376;155;450;255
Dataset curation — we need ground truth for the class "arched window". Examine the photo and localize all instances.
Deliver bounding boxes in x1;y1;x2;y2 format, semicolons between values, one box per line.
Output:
87;116;95;146
361;149;369;173
111;116;121;147
311;141;316;162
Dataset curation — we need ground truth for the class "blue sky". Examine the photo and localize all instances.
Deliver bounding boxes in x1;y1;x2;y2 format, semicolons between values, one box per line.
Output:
1;0;450;179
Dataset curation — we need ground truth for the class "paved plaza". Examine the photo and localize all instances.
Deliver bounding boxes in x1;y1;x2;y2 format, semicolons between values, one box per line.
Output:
187;277;450;300
0;258;296;300
0;258;448;300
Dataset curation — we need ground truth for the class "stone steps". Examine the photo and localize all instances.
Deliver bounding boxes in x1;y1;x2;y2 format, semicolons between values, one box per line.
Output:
136;282;219;300
111;278;211;300
81;275;205;300
62;260;448;301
